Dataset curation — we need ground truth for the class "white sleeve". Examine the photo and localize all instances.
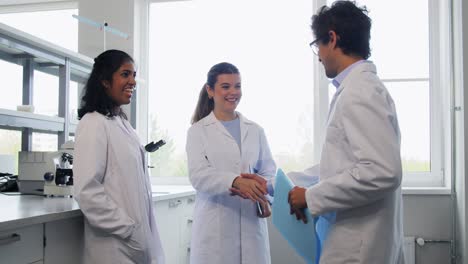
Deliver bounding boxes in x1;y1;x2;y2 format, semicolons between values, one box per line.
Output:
306;87;402;216
287;165;320;188
254;128;277;196
73;115;134;239
186;125;238;195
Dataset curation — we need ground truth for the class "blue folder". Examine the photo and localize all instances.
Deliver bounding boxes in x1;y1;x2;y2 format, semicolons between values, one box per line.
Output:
272;169;320;264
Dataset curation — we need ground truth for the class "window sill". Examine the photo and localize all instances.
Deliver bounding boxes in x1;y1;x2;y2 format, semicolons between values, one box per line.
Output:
402;187;452;195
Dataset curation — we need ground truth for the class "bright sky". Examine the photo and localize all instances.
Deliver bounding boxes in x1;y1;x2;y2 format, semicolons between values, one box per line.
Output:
0;9;79;117
149;0;430;163
0;1;431;165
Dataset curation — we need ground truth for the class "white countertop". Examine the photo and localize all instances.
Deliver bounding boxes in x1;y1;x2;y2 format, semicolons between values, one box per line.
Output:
0;185;196;232
151;185;196;201
0;194;82;232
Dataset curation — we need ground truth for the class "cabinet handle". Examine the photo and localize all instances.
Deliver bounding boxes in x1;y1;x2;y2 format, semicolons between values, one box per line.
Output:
169;199;182;208
187;219;193;224
0;233;21;246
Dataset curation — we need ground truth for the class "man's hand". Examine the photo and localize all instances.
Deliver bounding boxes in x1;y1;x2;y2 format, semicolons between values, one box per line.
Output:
288;186;308;224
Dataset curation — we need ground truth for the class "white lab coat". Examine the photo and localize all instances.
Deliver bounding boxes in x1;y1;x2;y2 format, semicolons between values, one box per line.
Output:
74;112;165;264
292;61;405;264
186;111;276;264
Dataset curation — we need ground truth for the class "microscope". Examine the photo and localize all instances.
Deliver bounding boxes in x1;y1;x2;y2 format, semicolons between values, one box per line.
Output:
18;144;74;197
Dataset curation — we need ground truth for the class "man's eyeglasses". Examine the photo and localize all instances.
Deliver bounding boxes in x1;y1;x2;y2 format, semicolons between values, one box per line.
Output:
309;36;326;55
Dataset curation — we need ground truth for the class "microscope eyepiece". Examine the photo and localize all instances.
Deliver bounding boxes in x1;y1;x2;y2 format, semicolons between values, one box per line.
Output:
145;139;166;152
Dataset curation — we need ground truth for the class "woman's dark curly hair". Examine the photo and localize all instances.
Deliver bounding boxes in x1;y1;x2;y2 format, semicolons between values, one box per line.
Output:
78;49;134;120
311;1;372;59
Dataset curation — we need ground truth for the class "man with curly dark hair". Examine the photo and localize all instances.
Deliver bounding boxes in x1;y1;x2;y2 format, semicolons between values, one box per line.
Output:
288;1;405;263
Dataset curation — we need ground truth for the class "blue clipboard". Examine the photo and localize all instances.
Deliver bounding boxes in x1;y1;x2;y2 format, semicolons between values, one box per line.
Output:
272;169;320;264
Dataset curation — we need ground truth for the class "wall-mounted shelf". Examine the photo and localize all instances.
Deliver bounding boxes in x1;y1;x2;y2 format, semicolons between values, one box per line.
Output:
0;108;64;132
0;23;93;83
0;22;92;149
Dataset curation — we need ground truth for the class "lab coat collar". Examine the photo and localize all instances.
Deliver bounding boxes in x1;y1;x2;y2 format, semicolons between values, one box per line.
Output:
113;116;147;169
119;117;145;147
201;111;253;125
201;111;253;144
327;61;377;124
336;61;376;94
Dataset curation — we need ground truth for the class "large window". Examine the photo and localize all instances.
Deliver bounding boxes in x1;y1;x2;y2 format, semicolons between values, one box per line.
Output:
0;7;79;172
0;60;23;112
0;9;78;51
0;8;79;118
148;0;315;178
0;129;21;174
147;0;451;187
324;0;451;187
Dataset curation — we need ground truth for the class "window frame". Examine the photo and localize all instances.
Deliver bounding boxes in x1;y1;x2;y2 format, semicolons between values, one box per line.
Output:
313;0;453;188
0;4;91;152
141;0;453;187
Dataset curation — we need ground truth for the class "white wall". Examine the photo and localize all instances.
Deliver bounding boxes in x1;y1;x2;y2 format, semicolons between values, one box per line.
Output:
454;0;468;263
78;0;149;140
268;195;453;264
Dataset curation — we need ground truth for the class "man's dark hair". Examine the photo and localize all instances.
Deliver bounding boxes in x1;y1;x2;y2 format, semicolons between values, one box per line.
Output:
311;1;371;59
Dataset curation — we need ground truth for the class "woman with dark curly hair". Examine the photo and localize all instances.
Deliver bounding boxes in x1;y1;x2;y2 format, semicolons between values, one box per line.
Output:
74;49;165;264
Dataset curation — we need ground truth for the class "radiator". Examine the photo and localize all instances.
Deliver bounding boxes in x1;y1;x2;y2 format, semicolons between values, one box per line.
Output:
404;236;416;264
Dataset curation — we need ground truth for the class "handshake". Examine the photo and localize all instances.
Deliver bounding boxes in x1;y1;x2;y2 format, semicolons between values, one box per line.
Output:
229;173;271;218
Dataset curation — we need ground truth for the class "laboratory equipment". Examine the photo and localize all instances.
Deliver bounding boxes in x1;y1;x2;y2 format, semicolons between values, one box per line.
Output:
18;150;74;197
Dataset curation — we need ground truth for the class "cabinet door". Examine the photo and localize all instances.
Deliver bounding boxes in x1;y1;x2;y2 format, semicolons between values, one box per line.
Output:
43;217;84;264
0;224;43;264
179;196;195;264
154;198;182;264
154;195;196;264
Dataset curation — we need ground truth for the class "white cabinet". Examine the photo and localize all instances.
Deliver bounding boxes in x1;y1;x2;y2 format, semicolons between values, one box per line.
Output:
0;216;84;264
0;224;43;264
154;195;195;264
43;217;84;264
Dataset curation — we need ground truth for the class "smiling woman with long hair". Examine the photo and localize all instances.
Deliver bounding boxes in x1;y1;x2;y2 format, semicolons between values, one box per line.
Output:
186;62;276;264
74;49;165;264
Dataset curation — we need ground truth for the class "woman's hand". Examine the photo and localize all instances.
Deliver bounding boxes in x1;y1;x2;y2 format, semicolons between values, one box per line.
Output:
231;177;268;203
240;173;267;190
230;173;268;198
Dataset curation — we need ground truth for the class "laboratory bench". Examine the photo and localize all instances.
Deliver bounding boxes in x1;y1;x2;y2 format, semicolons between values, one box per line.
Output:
0;185;196;264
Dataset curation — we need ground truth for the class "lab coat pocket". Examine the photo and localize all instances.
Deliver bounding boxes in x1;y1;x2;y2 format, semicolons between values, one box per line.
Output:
119;222;147;262
321;226;362;264
128;222;146;250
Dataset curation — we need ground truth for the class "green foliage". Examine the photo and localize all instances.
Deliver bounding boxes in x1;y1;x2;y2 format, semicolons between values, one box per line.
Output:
275;142;315;174
0;129;21;174
148;114;187;177
402;158;430;172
